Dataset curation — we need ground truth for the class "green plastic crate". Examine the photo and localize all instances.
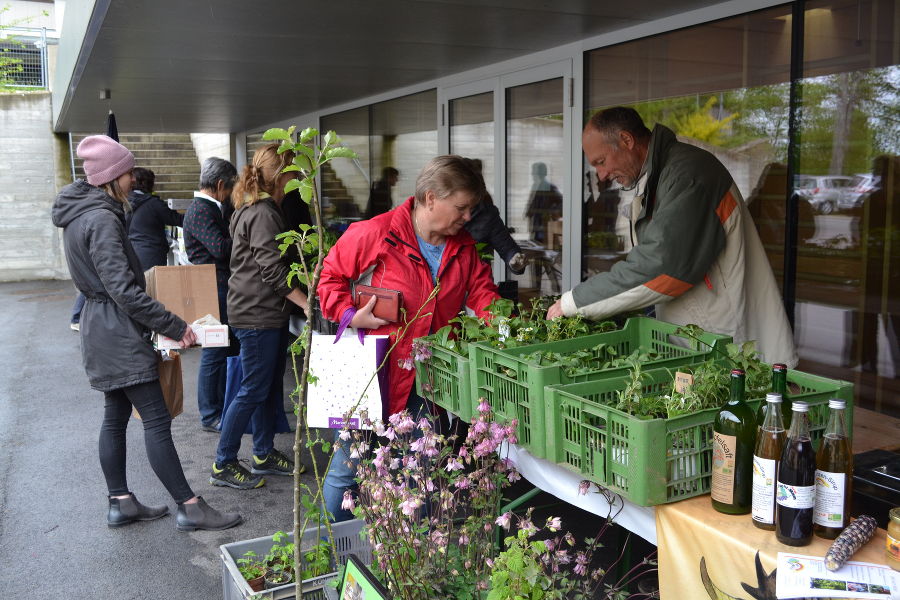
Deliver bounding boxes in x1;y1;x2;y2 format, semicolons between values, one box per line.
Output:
414;340;474;421
543;367;854;506
469;317;732;458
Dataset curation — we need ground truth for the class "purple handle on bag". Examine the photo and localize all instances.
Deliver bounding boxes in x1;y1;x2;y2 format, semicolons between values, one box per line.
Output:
334;307;366;344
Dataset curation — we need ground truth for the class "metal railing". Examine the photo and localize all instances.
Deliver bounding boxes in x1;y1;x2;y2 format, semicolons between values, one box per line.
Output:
1;27;49;88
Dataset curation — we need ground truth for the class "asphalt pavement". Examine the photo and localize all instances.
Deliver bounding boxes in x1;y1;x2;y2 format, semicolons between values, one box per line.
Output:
0;279;324;599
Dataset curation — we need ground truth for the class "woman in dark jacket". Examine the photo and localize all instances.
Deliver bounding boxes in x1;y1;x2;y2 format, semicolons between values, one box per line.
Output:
51;135;241;532
210;143;309;490
126;167;183;271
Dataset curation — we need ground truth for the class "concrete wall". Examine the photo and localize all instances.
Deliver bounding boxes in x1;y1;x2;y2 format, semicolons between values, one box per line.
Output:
0;91;71;281
190;133;233;166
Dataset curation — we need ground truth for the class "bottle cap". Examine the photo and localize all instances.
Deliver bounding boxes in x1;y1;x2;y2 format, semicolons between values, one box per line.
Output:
828;399;846;409
773;363;787;370
766;393;783;403
792;401;809;412
731;368;745;376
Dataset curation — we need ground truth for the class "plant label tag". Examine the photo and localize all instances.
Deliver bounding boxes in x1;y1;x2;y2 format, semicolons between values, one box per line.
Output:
674;371;694;394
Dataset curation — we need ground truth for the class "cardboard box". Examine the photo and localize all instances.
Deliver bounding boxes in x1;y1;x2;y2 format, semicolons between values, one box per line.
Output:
145;264;226;348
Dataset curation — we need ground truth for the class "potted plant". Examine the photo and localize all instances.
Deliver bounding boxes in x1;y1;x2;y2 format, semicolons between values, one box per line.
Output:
236;550;266;592
262;530;295;589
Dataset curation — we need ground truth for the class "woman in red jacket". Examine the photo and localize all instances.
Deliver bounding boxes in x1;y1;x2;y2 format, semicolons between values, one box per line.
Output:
318;155;500;521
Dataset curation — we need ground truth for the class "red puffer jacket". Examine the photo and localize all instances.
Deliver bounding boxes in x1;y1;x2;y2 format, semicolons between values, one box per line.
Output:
318;196;499;416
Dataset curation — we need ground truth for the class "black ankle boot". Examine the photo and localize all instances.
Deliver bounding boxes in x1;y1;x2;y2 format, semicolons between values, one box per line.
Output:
175;496;242;532
108;493;169;528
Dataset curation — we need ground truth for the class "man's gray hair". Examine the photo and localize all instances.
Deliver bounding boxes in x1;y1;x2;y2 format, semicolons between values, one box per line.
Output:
199;157;237;190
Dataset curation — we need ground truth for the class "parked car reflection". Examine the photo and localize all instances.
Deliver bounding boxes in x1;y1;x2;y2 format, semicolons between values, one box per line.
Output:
838;173;881;210
795;174;854;214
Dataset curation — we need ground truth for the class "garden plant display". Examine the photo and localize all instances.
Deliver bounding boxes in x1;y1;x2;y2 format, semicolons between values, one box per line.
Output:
427;296;621;358
490;484;657;600
342;399;657;599
612;334;772;420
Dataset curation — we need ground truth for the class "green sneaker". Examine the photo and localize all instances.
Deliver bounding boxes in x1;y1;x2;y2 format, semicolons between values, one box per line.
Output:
251;449;302;476
209;461;264;489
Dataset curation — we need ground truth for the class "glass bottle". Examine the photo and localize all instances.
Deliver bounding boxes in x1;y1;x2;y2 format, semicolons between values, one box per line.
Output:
712;369;756;515
752;393;786;530
887;507;900;571
757;363;790;429
776;401;816;546
813;399;853;540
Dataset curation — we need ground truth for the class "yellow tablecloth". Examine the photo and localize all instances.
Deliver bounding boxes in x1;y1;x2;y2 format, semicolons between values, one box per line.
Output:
656;495;890;599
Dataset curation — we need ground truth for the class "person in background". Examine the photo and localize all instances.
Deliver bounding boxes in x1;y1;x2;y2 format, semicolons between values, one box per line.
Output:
126;167;184;271
70;291;85;331
51;135;241;531
317;155;500;521
364;166;399;218
210;143;309;490
463;158;526;275
183;157;238;433
547;106;797;367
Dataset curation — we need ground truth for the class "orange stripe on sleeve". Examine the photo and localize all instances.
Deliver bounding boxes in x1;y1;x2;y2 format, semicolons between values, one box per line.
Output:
644;274;693;297
715;191;737;224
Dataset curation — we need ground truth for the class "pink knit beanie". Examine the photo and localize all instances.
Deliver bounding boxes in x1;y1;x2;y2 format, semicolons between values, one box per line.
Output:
76;135;135;186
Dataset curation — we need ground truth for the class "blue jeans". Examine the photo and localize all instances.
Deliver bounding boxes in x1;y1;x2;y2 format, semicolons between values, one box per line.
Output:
71;292;86;324
215;326;289;465
197;282;232;426
323;392;439;522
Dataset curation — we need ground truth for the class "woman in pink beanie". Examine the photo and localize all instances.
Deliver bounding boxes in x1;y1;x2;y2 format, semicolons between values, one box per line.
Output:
51;135;242;532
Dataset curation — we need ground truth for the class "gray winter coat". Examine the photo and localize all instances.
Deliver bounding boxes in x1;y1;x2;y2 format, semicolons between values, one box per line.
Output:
51;181;187;392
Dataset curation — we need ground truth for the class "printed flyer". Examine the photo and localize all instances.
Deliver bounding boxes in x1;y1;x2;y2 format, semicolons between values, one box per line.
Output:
776;553;899;599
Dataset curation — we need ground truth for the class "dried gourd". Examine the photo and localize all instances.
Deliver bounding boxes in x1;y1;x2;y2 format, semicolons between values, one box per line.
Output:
824;515;878;571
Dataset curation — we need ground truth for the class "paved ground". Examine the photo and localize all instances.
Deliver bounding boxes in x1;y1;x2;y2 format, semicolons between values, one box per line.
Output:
0;279;657;599
0;279;326;599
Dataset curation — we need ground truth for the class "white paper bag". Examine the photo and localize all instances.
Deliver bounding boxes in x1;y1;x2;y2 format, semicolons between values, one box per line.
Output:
305;333;389;430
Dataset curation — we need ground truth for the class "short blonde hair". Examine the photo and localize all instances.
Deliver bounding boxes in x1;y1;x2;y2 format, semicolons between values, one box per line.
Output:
233;143;296;210
414;155;486;205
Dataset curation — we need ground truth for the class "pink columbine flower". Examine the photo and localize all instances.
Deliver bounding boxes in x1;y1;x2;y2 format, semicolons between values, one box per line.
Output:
341;491;355;511
398;357;415;370
412;340;432;362
578;480;591;495
546;516;562;531
495;512;512;530
574;551;589;576
400;497;422;516
444;457;463;472
477;399;491;414
339;429;351;441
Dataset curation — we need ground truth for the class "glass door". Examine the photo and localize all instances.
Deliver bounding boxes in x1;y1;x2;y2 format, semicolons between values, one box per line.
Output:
503;63;572;304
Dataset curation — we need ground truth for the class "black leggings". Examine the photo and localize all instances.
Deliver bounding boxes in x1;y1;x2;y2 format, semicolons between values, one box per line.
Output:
100;380;194;504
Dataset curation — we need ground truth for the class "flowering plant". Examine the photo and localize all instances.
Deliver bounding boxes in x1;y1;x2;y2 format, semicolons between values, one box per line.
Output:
344;400;519;599
490;484;658;600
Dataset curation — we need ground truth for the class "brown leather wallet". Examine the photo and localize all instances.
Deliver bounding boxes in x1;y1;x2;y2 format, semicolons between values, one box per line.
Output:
354;284;402;322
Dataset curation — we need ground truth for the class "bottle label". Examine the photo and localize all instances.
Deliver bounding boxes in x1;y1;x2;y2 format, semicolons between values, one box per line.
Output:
751;455;777;524
711;431;737;504
813;470;846;527
776;482;815;509
887;534;900;561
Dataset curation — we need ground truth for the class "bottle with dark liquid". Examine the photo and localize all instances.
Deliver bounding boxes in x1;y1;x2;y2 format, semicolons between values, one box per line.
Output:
752;393;786;530
776;401;816;546
712;369;756;515
757;363;790;429
813;399;852;540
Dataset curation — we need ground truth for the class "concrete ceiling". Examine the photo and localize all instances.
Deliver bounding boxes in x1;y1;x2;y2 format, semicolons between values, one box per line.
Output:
55;0;726;133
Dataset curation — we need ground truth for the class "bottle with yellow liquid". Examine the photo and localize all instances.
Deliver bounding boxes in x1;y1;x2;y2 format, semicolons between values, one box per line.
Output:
752;393;786;530
813;399;852;540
